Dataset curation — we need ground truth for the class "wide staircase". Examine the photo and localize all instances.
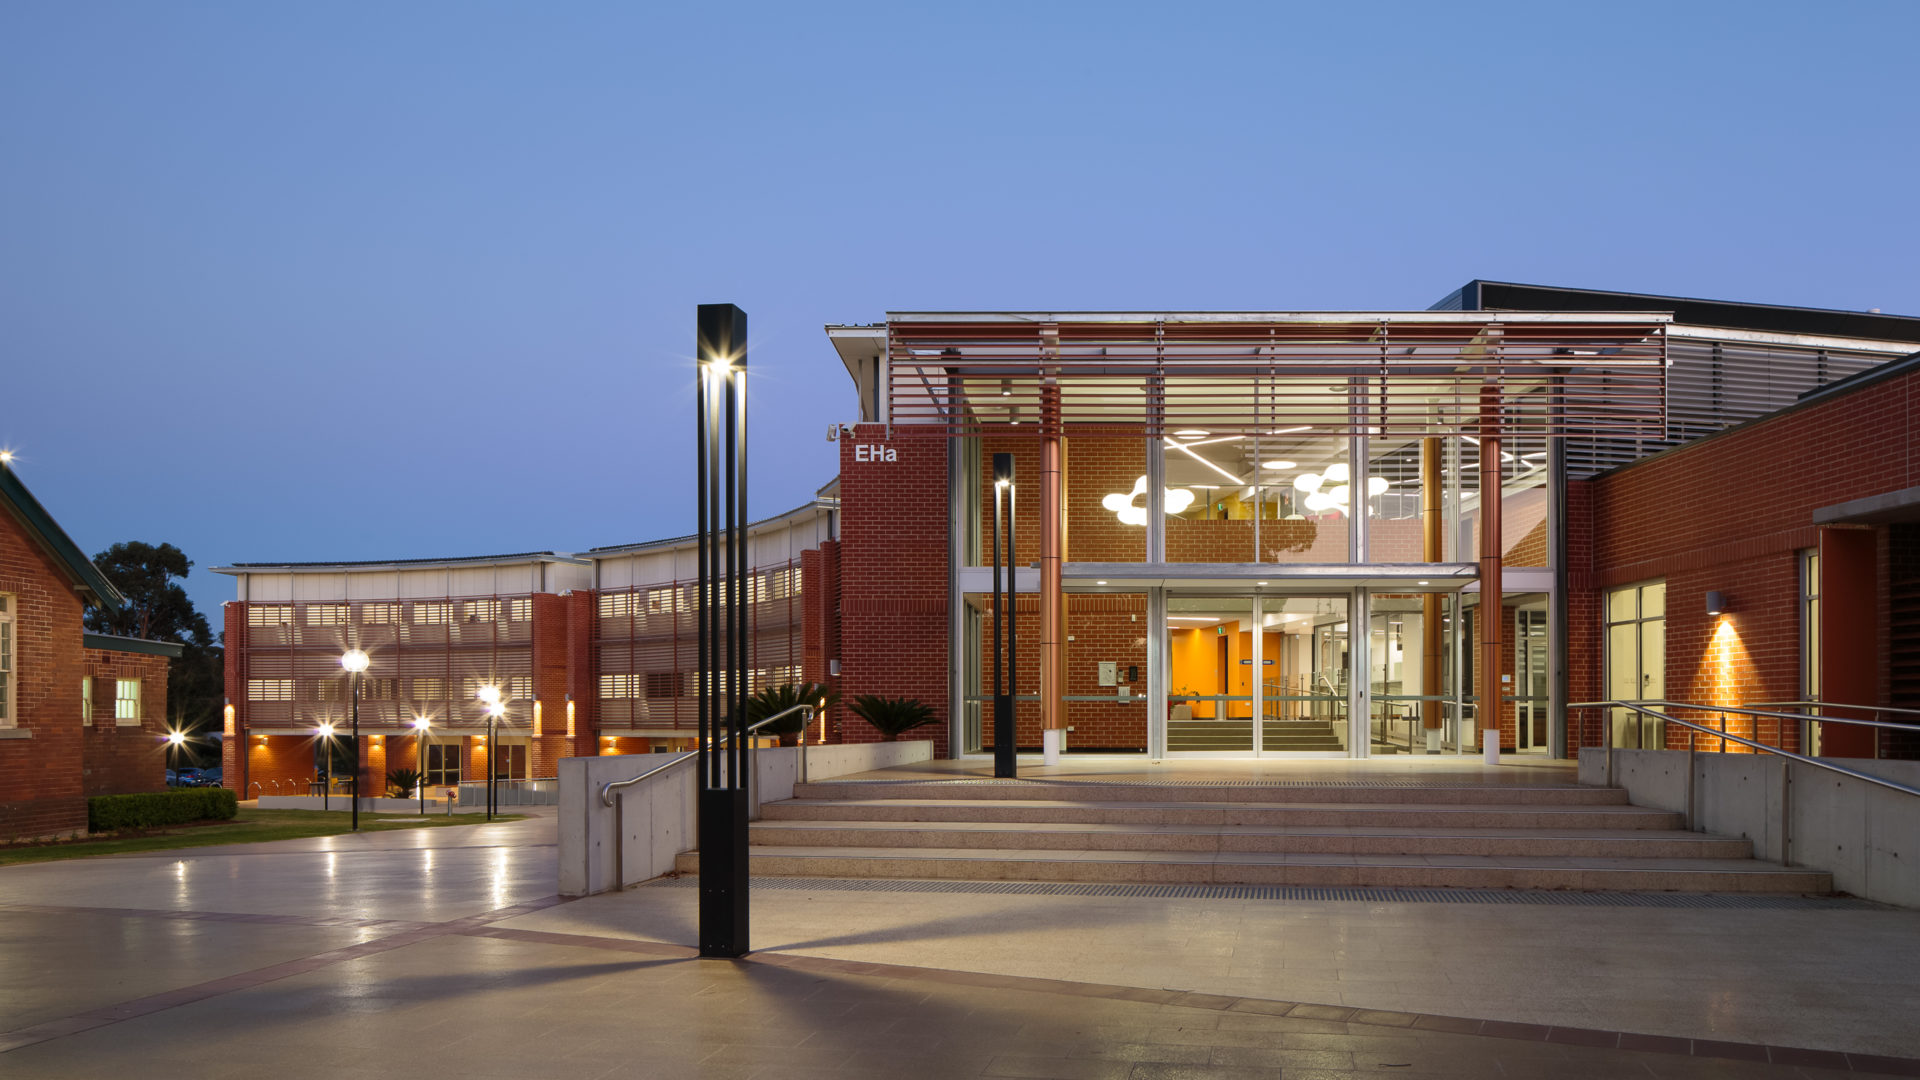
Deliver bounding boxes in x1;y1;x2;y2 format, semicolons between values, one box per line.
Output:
675;777;1831;893
1167;719;1345;752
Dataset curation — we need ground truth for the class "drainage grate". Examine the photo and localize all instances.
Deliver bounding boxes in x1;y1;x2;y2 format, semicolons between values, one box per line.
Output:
813;778;1572;789
645;876;1881;909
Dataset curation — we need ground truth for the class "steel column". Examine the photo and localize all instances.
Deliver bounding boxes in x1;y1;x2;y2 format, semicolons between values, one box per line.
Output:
1479;385;1504;765
1421;437;1443;752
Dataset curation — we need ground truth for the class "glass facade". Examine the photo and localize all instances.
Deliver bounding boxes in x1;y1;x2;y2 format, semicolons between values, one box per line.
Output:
955;428;1532;758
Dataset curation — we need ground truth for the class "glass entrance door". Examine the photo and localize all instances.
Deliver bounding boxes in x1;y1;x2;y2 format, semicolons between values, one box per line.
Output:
1515;607;1548;752
1163;594;1349;756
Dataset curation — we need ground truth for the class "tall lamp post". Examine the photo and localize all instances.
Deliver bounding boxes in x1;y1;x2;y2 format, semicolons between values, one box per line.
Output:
478;685;503;821
990;452;1018;779
317;722;335;811
411;716;430;815
696;302;751;958
341;649;369;831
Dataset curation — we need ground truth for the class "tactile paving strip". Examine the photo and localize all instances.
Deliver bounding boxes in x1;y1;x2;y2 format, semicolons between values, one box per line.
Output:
647;875;1881;909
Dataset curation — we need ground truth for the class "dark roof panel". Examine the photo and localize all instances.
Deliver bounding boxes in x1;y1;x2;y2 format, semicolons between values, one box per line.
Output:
1440;280;1920;344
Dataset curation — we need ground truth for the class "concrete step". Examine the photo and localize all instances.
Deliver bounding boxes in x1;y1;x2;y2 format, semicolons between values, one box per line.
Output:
746;819;1754;859
761;798;1682;830
789;780;1633;805
672;846;1832;893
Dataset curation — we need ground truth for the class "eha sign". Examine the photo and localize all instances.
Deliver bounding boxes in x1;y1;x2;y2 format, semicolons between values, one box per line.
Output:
853;444;897;463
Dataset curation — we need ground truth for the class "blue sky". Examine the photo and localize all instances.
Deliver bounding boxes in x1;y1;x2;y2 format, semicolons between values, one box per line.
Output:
3;0;1916;624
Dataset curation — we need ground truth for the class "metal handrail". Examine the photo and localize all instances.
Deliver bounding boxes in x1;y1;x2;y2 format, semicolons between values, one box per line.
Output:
1745;700;1920;719
598;702;817;808
1569;700;1920;856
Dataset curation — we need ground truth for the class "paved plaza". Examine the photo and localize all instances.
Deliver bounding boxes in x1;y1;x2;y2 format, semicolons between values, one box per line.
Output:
4;794;1920;1078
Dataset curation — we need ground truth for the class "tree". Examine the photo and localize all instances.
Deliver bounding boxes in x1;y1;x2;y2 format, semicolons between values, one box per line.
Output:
86;542;225;762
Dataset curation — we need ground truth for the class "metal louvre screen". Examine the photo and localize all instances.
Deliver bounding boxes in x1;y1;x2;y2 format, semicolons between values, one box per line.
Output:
593;558;804;732
237;596;534;729
1562;337;1899;478
884;316;1669;439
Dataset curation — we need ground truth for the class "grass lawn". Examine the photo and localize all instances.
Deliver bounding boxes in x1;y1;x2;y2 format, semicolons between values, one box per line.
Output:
0;807;525;867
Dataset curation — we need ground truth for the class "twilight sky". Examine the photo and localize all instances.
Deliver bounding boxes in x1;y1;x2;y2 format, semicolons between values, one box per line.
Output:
3;0;1917;625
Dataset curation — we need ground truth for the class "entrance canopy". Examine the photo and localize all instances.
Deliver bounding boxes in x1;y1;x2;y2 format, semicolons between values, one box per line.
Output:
880;311;1670;439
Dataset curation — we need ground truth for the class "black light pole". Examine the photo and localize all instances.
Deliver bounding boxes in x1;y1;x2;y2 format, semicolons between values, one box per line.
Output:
696;303;751;958
320;724;332;811
342;649;368;830
991;453;1017;779
413;717;429;816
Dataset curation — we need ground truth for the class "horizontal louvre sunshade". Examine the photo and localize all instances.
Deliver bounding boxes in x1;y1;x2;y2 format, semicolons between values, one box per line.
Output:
885;316;1669;439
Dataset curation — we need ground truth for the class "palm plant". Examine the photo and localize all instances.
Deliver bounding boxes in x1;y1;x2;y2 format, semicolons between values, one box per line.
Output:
848;694;936;741
745;681;839;744
386;768;422;798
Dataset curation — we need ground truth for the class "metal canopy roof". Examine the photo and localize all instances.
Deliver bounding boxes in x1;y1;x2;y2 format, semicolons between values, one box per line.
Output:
881;312;1670;439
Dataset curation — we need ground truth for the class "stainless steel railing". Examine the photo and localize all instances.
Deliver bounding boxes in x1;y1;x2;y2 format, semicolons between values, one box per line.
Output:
1568;699;1920;864
598;702;819;808
1743;701;1920;760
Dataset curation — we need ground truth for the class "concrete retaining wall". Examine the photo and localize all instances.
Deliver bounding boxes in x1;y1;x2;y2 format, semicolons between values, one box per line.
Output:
1580;747;1920;907
558;740;934;897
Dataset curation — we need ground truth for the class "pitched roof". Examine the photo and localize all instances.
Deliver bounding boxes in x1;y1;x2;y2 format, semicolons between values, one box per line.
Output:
0;463;123;610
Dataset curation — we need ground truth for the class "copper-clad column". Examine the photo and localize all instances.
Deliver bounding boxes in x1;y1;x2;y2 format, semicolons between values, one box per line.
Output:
1478;386;1504;766
1040;381;1066;765
1421;437;1443;753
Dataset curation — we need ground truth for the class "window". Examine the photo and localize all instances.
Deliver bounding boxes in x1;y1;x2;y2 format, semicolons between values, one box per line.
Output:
81;677;92;726
305;603;350;626
423;742;461;787
248;678;294;702
598;592;638;619
411;676;448;701
600;674;642;699
490;743;527;780
1801;549;1821;754
247;605;292;627
1604;581;1665;749
412;602;452;625
360;602;401;624
461;599;500;622
0;595;14;727
114;678;142;725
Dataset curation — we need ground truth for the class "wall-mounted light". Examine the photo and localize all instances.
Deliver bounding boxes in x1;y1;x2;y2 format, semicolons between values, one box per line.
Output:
1706;591;1729;616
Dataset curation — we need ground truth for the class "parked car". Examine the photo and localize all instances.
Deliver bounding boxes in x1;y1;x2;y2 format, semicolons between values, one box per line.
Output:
165;769;177;785
197;767;223;785
173;768;203;787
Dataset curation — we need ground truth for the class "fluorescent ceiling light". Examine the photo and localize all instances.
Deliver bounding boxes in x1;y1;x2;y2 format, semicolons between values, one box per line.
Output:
1260;460;1297;470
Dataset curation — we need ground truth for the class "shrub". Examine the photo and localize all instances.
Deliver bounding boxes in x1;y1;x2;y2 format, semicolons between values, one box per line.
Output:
89;788;238;832
386;768;423;798
848;695;936;741
745;681;839;739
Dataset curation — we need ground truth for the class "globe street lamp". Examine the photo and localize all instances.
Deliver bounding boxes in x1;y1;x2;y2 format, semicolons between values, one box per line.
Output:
411;715;430;816
341;649;370;831
478;684;503;821
166;730;186;779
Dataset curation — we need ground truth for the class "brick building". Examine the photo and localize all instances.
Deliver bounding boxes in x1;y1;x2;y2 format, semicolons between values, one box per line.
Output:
1;460;180;840
213;282;1920;784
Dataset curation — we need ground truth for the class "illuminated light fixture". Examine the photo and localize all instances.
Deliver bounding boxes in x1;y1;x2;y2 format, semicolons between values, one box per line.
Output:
1095;580;1108;585
1000;378;1012;397
1167;616;1219;622
477;684;501;706
1260;460;1298;470
533;701;543;736
1256;581;1268;586
1462;435;1480;445
166;730;186;747
1292;464;1388;517
1267;426;1311;436
0;450;13;465
1102;476;1195;525
1164;438;1248;487
318;723;335;738
223;703;235;736
1173;429;1210;439
1418;580;1430;586
412;716;431;730
341;648;369;673
566;699;576;738
1706;590;1729;616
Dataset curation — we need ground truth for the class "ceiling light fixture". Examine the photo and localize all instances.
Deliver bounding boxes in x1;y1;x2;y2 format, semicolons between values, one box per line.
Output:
1102;476;1196;525
1173;429;1210;439
1292;463;1387;518
1260;460;1298;470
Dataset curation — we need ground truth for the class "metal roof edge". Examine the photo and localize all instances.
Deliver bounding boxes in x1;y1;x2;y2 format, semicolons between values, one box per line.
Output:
83;632;186;659
0;464;124;610
212;551;592;575
882;310;1672;324
587;497;837;558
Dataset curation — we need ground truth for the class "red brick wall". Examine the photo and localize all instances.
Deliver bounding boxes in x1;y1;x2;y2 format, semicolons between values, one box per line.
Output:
840;427;949;753
222;603;246;795
530;592;569;777
0;504;90;839
801;541;844;741
564;589;597;758
1578;364;1920;754
80;649;170;796
246;734;316;795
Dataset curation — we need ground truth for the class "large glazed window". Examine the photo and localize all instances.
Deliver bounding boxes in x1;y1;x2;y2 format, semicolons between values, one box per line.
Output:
1163;433;1351;563
0;595;12;727
1605;581;1665;748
